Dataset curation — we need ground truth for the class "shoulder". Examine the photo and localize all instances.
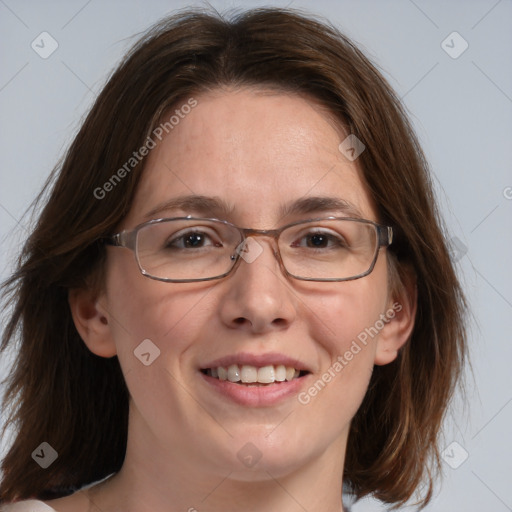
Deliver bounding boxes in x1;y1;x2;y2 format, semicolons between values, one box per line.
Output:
0;500;57;511
0;474;115;512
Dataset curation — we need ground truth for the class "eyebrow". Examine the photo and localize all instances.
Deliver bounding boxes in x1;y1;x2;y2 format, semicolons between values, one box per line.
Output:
278;196;364;219
143;194;364;221
143;195;234;220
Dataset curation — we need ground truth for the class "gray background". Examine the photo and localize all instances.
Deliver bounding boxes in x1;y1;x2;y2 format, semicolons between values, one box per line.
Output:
1;0;511;510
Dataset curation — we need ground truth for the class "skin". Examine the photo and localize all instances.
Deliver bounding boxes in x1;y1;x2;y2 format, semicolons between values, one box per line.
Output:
55;88;415;512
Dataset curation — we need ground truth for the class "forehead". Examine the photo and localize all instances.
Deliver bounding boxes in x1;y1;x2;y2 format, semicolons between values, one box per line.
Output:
124;88;377;227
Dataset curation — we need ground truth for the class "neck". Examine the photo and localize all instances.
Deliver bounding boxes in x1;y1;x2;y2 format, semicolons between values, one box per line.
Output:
88;411;349;512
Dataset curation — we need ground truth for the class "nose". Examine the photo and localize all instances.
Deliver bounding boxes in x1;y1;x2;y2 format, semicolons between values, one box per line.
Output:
218;237;297;334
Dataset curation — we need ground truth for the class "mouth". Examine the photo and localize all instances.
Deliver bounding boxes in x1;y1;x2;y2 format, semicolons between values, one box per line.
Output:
198;353;313;406
200;364;310;385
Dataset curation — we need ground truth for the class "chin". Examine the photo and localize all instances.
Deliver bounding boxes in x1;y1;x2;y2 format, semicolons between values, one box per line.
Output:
211;429;315;480
228;454;308;482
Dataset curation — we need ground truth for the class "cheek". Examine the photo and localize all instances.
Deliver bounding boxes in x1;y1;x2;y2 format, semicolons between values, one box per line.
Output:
102;258;220;438
298;261;388;409
103;253;214;368
307;259;389;352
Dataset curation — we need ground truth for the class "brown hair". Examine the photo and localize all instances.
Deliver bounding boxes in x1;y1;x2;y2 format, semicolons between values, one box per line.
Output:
0;7;467;508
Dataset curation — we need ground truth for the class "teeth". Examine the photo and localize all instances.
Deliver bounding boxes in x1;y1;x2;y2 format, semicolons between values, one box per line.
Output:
275;365;286;382
227;364;241;382
257;365;275;384
241;365;258;383
206;364;304;384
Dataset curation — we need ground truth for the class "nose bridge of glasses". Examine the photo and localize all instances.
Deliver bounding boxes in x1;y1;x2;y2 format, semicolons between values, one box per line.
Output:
241;227;281;238
236;227;282;261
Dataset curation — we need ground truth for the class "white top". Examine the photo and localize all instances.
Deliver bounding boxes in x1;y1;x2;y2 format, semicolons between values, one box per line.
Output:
0;501;56;511
0;475;114;511
2;498;352;511
1;479;353;511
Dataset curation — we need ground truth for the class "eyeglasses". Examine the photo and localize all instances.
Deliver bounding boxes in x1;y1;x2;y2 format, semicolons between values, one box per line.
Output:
103;216;393;283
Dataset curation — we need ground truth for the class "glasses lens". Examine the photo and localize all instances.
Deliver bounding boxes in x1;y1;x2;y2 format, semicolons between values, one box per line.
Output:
135;219;242;281
279;219;379;280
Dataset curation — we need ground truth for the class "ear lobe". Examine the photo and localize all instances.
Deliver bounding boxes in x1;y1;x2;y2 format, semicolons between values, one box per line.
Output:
68;288;117;358
374;279;417;366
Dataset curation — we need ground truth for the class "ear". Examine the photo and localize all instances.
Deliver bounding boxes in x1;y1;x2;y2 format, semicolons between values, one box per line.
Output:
68;287;117;358
374;272;417;366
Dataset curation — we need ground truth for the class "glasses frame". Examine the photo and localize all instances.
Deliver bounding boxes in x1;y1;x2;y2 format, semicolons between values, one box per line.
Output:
103;216;393;283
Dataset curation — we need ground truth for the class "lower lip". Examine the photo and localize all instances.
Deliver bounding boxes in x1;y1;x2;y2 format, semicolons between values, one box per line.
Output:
199;372;310;407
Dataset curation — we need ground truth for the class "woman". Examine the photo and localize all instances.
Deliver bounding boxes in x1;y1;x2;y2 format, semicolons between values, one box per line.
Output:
0;7;467;512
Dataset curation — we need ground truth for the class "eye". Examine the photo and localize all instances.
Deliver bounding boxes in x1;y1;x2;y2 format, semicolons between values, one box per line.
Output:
304;232;331;248
165;229;222;250
291;229;348;250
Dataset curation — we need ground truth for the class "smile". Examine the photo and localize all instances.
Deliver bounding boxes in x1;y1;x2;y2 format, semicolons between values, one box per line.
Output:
199;353;312;406
201;364;308;385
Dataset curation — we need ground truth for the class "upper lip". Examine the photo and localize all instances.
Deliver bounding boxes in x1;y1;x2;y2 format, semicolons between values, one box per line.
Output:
200;352;312;372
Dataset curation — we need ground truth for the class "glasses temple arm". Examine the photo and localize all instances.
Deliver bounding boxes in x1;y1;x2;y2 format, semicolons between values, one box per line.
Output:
102;230;137;250
378;226;393;247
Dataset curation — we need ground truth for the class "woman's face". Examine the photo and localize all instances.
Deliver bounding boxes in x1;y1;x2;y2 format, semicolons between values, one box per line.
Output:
100;88;396;479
